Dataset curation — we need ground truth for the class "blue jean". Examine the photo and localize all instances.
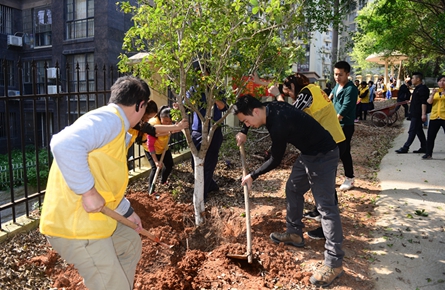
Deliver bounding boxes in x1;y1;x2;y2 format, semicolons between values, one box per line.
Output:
285;147;344;268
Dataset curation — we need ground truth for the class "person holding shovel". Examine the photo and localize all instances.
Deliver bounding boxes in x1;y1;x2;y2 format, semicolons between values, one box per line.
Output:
146;106;175;193
233;95;344;288
40;76;188;290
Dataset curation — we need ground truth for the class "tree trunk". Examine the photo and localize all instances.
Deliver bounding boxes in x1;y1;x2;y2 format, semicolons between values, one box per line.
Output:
192;154;205;225
331;0;339;82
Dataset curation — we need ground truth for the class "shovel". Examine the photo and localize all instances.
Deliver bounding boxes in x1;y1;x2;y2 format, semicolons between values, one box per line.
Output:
149;134;171;195
227;144;253;263
101;206;174;248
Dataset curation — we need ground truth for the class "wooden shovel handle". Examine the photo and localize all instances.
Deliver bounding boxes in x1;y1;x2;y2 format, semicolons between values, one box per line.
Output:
101;206;166;246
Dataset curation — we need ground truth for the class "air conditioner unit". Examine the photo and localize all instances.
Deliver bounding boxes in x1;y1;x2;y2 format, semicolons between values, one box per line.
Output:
7;35;23;47
8;90;20;96
47;68;58;79
47;85;61;94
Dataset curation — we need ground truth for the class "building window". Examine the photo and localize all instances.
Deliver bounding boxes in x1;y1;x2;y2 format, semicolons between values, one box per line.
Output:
35;8;52;46
66;53;95;93
66;0;94;40
21;60;53;95
0;60;14;87
22;7;52;48
0;5;13;35
0;112;18;139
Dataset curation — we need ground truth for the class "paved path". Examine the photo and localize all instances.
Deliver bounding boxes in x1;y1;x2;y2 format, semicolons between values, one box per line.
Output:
370;120;445;290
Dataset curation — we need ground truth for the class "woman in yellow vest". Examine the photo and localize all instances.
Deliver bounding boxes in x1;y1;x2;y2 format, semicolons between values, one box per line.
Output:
146;106;174;192
39;77;188;290
423;75;445;159
358;81;370;120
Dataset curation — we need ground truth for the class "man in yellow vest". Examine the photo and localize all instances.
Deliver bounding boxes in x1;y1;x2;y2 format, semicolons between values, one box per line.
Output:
40;76;187;290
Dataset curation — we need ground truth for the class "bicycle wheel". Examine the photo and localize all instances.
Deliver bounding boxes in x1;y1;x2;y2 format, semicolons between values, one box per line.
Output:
371;111;388;127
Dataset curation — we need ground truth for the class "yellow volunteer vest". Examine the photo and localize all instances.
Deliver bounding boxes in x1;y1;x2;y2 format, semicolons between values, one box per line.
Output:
303;84;346;144
359;87;370;103
127;128;139;150
40;106;128;239
430;88;445;120
148;117;169;154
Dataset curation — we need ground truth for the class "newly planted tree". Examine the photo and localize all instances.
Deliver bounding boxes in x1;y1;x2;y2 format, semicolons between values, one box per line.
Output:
118;0;311;225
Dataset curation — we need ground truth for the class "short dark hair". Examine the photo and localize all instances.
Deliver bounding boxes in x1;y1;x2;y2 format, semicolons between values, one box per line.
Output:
109;76;151;106
233;95;264;116
334;61;351;73
157;105;172;119
368;81;374;85
437;75;445;82
412;72;423;80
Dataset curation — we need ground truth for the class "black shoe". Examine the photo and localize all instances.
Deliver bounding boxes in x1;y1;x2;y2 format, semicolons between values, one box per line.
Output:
307;227;326;240
303;210;321;222
422;154;432;160
395;147;408;153
413;148;426;153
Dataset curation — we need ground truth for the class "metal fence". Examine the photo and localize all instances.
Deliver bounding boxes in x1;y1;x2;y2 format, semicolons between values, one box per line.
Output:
0;59;188;229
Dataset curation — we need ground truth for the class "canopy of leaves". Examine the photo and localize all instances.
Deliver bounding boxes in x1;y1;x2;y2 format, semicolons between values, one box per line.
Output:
118;0;309;105
352;0;445;75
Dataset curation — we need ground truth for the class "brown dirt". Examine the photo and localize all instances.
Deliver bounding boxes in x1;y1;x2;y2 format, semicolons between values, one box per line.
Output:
1;100;404;290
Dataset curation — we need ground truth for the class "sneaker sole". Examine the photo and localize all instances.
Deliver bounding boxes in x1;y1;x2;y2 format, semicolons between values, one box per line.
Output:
309;270;344;287
307;233;326;240
270;235;305;248
304;215;322;222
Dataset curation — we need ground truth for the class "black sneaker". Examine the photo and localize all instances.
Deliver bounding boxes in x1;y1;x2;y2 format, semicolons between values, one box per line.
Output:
303;211;321;222
413;148;426;153
307;227;326;240
422;154;432;160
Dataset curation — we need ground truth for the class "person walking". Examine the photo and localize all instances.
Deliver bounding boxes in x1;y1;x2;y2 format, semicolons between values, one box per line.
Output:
395;72;429;154
39;76;187;290
330;61;359;191
233;95;344;288
423;75;445;159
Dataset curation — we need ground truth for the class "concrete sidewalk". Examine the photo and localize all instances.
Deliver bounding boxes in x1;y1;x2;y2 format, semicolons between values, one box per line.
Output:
370;119;445;290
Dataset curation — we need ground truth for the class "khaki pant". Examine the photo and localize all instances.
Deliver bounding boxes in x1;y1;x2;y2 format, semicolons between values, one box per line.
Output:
47;222;142;290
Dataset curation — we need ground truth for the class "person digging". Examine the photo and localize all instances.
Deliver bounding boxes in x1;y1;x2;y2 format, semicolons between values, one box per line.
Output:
234;95;345;287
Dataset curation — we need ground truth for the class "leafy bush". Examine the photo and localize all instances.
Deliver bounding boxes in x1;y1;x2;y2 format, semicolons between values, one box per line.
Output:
0;145;50;191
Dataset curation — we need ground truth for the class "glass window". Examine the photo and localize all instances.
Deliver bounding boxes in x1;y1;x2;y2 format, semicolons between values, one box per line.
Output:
35;8;52;46
0;60;14;87
0;5;13;35
66;53;95;93
66;0;94;40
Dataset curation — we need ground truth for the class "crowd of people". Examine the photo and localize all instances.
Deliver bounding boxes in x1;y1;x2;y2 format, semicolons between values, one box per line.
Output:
39;62;445;289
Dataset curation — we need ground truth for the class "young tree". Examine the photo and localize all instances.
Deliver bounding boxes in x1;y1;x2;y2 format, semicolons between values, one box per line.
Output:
117;0;317;225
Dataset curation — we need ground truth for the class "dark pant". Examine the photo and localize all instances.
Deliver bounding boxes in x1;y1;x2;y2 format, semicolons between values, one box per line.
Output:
286;148;344;268
395;102;410;117
426;119;445;156
337;124;355;178
402;116;426;150
146;150;174;186
191;128;223;198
